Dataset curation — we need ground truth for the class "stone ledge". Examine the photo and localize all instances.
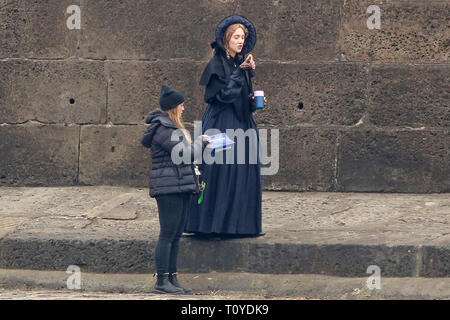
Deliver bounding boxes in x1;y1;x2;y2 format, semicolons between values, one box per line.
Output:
1;269;449;299
0;236;448;277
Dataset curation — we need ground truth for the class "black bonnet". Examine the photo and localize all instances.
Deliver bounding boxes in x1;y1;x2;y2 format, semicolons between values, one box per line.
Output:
211;14;257;55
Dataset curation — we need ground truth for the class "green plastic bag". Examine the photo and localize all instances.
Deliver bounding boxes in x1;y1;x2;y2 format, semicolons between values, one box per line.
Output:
198;182;206;205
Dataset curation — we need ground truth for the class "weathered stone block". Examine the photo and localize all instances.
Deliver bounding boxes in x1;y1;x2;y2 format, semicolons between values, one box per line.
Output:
421;246;450;277
247;243;419;276
79;125;150;186
78;0;236;60
76;0;341;61
252;62;368;126
106;61;205;125
179;240;250;273
367;64;450;127
340;0;450;62
0;60;107;124
0;237;154;273
261;126;337;191
337;129;450;193
108;60;369;127
0;0;78;58
259;0;342;61
0;124;79;186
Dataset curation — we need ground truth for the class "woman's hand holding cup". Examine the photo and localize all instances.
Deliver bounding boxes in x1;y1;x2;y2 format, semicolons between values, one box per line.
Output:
252;91;267;109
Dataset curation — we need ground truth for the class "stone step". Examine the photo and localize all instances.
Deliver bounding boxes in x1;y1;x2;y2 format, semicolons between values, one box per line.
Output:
0;188;448;278
0;235;448;277
0;269;448;300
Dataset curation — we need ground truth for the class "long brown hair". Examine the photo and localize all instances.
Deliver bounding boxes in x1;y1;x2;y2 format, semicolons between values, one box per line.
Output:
223;23;248;58
166;106;192;144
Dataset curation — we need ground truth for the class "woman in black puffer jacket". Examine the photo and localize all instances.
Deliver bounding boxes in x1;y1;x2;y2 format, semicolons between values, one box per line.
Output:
141;85;210;294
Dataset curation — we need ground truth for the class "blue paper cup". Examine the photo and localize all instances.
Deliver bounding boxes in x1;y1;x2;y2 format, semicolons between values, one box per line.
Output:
254;91;264;109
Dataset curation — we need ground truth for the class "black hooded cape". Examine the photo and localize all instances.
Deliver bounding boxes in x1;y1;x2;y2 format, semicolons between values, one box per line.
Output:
185;15;262;235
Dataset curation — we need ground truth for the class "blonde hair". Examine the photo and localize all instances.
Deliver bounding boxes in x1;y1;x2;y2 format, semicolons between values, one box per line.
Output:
223;23;248;58
166;107;192;144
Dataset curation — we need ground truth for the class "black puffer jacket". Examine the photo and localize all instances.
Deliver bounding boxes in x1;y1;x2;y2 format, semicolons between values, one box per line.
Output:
141;110;208;198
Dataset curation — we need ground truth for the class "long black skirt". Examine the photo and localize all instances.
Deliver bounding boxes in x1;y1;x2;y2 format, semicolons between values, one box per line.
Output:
185;103;262;235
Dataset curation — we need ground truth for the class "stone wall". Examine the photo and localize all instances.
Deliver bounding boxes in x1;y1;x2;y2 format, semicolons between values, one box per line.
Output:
0;0;448;192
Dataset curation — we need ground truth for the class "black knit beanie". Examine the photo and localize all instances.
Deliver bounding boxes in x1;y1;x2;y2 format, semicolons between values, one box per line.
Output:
159;85;184;111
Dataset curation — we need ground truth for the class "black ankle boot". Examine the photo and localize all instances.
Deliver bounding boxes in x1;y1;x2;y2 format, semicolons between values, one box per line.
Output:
154;273;184;294
169;272;193;294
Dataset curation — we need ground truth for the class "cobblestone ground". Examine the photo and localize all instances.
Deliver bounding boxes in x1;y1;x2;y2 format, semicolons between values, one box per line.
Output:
0;288;305;300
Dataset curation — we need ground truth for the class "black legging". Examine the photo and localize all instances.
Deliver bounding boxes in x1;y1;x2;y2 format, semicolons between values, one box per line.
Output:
154;192;191;275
